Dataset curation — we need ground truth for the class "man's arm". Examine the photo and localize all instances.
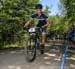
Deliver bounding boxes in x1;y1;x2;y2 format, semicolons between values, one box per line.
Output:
42;18;50;28
24;20;32;28
24;14;35;28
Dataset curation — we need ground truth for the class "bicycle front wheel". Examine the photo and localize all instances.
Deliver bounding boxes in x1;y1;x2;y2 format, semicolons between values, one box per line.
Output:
24;37;36;62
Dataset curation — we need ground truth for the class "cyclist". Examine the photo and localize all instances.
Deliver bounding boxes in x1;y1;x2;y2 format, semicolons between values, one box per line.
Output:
24;4;49;54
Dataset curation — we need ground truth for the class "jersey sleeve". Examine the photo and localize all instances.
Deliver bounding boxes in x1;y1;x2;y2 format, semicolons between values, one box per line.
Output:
30;13;36;20
43;14;48;20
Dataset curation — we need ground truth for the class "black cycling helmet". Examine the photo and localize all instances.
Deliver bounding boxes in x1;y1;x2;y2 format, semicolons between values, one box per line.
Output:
36;4;43;9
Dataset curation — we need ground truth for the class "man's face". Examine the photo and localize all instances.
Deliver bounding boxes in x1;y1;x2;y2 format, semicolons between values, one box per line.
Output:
36;9;42;14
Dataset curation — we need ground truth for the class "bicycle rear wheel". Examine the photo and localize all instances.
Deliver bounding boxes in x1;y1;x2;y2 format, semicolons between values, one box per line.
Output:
24;37;36;62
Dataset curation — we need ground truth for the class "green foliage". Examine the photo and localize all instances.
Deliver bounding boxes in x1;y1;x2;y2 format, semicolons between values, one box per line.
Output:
50;15;64;35
44;6;50;16
0;0;39;48
1;0;74;48
60;0;75;23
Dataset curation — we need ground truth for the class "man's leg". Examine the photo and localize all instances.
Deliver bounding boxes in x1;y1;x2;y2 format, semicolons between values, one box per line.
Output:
41;34;46;46
40;28;46;54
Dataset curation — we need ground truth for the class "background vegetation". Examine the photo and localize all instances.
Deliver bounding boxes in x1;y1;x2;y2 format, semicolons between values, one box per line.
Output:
0;0;75;48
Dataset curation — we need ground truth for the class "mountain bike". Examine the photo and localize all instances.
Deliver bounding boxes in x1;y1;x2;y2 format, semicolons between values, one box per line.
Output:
24;26;42;62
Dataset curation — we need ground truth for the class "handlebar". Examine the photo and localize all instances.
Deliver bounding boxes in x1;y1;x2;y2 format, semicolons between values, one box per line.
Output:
30;26;42;29
16;26;42;35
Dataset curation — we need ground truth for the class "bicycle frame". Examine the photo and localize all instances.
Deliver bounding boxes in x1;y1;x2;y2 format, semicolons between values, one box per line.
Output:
28;26;42;48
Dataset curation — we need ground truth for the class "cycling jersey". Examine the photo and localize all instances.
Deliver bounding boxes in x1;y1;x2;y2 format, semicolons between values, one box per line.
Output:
31;13;48;27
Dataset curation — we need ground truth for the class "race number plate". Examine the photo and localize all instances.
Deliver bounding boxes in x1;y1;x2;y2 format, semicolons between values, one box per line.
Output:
29;27;35;33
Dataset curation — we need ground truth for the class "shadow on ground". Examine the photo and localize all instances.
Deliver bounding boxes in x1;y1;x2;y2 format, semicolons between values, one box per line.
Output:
0;44;75;69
